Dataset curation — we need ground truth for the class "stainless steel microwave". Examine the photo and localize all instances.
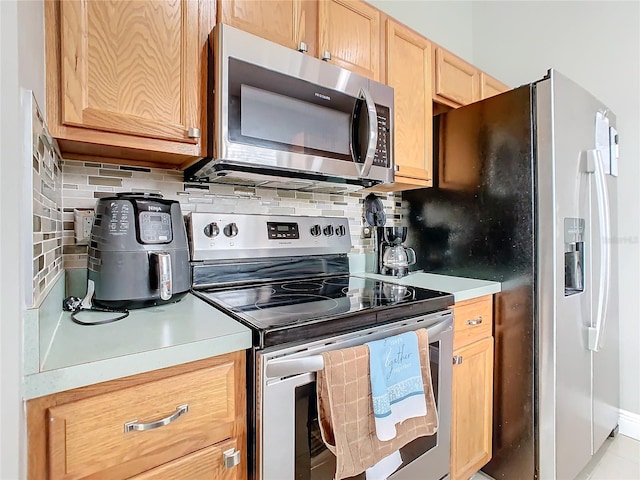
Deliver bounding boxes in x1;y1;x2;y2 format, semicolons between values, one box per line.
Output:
185;24;394;191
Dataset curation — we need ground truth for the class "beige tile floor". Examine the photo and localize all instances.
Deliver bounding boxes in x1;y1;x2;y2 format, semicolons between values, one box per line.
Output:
470;434;640;480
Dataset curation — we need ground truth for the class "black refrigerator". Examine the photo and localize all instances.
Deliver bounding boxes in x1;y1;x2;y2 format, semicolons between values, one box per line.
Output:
404;70;620;479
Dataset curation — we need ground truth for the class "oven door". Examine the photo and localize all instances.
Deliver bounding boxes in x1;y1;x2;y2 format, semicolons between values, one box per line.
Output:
256;310;453;480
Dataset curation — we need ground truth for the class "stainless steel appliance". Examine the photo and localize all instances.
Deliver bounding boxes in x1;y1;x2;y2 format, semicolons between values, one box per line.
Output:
88;192;190;309
188;213;454;480
377;227;416;278
404;70;620;479
185;24;394;192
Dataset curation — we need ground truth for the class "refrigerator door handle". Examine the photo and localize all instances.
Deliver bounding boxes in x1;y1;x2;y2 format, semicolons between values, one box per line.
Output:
586;149;611;351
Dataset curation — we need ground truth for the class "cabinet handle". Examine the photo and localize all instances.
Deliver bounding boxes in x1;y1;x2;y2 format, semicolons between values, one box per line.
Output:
453;355;463;365
223;448;241;469
298;41;308;53
321;51;332;61
124;404;189;432
187;127;200;139
466;316;483;326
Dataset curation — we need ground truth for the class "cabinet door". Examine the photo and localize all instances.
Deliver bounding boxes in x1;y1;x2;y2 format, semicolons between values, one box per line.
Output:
219;0;316;56
318;0;380;80
131;439;241;480
59;0;201;145
480;72;510;100
48;362;237;480
451;336;494;480
434;47;479;106
385;20;432;189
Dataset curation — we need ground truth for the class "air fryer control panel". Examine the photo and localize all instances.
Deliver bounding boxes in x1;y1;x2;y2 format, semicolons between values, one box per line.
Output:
139;211;173;244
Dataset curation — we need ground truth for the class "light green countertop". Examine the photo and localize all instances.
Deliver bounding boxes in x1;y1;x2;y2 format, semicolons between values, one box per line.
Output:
23;274;252;400
23;266;499;400
353;271;501;302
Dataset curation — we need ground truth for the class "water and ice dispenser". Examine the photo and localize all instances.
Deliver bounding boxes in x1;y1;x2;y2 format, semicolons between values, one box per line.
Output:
564;218;585;296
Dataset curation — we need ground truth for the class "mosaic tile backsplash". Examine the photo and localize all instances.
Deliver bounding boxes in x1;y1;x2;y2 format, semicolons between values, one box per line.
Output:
30;97;64;306
61;161;402;269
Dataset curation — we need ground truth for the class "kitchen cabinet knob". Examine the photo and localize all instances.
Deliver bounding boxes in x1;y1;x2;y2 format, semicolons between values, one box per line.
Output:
466;316;483;326
321;51;332;61
298;41;308;53
223;448;241;469
187;127;200;139
453;355;463;365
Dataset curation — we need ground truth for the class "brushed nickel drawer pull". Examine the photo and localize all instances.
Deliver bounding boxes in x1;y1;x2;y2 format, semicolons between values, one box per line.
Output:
466;316;483;326
124;404;189;432
223;448;241;468
453;355;463;365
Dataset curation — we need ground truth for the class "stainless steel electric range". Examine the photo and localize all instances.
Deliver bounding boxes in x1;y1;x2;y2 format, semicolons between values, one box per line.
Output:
187;213;454;480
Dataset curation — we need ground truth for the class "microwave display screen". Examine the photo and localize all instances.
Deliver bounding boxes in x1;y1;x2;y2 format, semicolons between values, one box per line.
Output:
240;84;350;156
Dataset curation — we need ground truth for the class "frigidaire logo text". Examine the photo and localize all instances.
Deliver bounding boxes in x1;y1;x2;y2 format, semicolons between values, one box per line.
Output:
148;206;162;212
314;92;331;101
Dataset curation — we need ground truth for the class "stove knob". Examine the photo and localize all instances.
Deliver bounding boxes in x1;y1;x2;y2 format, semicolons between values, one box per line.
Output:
323;225;334;237
204;222;220;238
223;223;238;238
310;225;321;237
335;225;347;237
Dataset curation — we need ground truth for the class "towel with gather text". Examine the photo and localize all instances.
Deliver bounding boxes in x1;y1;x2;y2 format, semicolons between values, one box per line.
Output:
366;331;427;441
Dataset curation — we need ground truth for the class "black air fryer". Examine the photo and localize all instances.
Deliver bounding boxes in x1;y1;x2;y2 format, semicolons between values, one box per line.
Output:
88;193;190;309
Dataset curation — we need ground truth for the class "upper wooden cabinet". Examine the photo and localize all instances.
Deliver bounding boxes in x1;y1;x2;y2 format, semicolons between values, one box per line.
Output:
382;19;432;190
318;0;380;81
45;0;214;168
481;72;510;99
219;0;317;56
434;46;480;107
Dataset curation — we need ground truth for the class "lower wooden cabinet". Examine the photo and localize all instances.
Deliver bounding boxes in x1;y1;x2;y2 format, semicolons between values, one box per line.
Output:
27;352;247;480
451;296;494;480
130;439;240;480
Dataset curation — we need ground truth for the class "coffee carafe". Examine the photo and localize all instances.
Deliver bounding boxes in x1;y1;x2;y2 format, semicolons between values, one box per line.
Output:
378;227;416;278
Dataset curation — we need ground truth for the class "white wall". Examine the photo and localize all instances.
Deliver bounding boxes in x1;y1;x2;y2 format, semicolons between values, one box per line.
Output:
368;0;474;60
1;0;27;477
1;0;45;477
472;0;640;419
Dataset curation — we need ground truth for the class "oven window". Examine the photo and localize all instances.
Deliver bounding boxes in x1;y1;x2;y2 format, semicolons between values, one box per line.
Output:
295;341;440;479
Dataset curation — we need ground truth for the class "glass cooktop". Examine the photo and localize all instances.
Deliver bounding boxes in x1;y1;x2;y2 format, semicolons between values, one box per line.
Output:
194;275;453;348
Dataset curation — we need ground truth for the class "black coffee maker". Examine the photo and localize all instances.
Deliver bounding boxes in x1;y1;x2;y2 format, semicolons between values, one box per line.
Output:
376;226;417;278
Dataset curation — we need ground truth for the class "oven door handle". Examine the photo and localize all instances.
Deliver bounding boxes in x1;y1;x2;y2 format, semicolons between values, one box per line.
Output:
265;355;324;379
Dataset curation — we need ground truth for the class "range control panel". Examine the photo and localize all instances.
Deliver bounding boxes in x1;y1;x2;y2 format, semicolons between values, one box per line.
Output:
188;213;352;261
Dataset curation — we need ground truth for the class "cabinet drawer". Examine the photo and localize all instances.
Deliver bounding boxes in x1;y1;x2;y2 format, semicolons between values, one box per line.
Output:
48;362;237;480
453;295;493;350
131;439;241;480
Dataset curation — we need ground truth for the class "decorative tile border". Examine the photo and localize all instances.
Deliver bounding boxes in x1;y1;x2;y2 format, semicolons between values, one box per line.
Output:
28;96;64;306
60;161;402;269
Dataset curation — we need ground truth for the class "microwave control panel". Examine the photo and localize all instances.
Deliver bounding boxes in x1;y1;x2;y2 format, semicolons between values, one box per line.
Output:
373;105;391;168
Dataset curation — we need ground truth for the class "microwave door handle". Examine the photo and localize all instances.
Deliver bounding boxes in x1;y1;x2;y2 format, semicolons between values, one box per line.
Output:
351;88;378;178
